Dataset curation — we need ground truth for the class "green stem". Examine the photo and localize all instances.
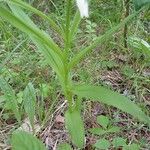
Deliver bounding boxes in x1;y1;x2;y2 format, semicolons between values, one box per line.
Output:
62;0;73;109
64;0;72;61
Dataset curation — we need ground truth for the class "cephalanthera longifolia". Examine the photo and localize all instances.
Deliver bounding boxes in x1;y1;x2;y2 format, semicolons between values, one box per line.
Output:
0;0;149;148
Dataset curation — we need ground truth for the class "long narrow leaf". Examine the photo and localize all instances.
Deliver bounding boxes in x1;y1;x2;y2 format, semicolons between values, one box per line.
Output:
70;11;81;41
11;131;46;150
7;4;65;78
65;108;85;148
0;6;63;60
72;84;150;126
23;83;36;132
0;77;21;123
31;37;65;80
8;3;37;28
0;5;66;80
68;10;141;69
133;0;150;10
6;0;64;37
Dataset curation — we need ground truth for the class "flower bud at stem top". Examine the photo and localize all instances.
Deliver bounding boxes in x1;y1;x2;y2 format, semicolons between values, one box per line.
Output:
76;0;89;18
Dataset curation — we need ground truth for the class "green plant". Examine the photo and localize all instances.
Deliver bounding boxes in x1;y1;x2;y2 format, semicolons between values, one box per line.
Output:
112;137;127;148
89;115;120;136
94;138;111;150
85;20;97;41
128;36;150;59
89;116;140;149
12;132;73;150
23;82;36;133
133;0;150;10
0;77;21;123
0;0;150;149
58;143;73;150
0;78;44;132
11;131;46;150
93;137;140;150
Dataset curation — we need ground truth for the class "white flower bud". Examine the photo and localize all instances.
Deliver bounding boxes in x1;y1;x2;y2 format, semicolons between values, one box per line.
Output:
76;0;89;18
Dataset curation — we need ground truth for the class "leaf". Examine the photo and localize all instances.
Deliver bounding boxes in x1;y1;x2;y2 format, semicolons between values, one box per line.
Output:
72;84;150;126
23;83;36;131
128;37;150;58
123;143;140;150
0;77;21;123
89;126;120;136
58;143;72;150
16;91;23;104
40;84;50;98
11;131;46;150
7;0;64;37
0;95;5;107
65;108;85;148
8;3;36;28
31;37;65;83
112;137;127;148
0;6;64;62
94;139;110;149
68;10;141;69
70;11;81;40
133;0;150;10
107;126;120;133
0;4;65;81
89;128;106;135
97;115;109;129
8;3;63;58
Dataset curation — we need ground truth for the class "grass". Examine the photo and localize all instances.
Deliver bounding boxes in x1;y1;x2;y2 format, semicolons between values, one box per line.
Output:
0;0;150;149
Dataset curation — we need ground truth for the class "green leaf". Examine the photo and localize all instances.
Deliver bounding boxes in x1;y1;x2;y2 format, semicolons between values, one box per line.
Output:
8;3;63;58
0;77;21;123
65;108;85;148
11;131;46;150
128;37;150;58
123;143;140;150
31;37;65;83
89;126;120;136
0;6;64;61
40;84;50;98
8;3;36;28
0;95;5;107
70;11;81;40
97;115;109;129
0;5;65;80
72;85;150;126
23;83;36;131
68;10;141;69
112;137;127;148
89;128;106;135
94;139;110;149
16;91;23;104
6;0;64;37
133;0;150;10
107;126;120;133
58;143;72;150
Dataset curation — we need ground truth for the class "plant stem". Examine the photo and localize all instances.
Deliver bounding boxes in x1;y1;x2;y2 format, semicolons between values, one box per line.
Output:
63;0;73;109
64;0;72;61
